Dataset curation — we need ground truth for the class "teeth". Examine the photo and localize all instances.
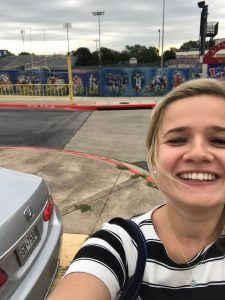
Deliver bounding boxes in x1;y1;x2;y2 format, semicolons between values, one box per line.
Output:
179;173;216;181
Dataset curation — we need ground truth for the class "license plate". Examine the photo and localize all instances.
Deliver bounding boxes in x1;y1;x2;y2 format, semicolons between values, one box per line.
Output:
16;227;40;265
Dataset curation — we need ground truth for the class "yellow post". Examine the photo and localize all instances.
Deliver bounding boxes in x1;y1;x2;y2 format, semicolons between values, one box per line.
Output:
67;52;74;104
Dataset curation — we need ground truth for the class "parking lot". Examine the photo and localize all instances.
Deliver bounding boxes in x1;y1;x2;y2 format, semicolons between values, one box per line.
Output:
0;98;165;293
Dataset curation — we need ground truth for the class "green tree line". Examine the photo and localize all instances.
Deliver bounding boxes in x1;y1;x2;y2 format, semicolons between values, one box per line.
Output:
71;40;207;66
71;44;173;66
17;40;212;66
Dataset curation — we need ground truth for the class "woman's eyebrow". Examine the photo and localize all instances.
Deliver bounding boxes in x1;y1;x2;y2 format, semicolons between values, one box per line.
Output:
209;126;225;132
163;127;189;137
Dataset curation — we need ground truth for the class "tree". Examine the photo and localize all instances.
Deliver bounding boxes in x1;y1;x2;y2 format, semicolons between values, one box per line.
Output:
123;44;159;63
72;47;92;66
90;51;99;65
146;47;160;63
100;47;121;65
19;52;31;55
120;50;130;63
178;40;212;52
179;41;199;51
163;48;176;62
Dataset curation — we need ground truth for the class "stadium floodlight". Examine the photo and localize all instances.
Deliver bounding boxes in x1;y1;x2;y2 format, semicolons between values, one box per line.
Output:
20;30;25;53
92;11;104;64
161;0;165;68
92;11;105;95
63;23;72;53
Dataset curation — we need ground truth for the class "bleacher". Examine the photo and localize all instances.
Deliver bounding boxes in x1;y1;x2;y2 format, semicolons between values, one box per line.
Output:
0;54;69;70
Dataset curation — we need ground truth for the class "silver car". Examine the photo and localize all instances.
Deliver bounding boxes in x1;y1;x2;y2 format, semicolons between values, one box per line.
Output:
0;167;62;300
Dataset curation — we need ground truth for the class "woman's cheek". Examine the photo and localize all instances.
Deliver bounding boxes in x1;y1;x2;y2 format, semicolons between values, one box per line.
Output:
157;146;178;172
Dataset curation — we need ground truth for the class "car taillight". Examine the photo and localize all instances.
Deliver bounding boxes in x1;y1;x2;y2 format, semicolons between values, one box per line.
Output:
43;195;54;222
0;269;7;287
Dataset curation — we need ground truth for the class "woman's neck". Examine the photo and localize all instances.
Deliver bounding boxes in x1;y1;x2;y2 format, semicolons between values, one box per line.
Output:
152;204;225;263
165;203;225;242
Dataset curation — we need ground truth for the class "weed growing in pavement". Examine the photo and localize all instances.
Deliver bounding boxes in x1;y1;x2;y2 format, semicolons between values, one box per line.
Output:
130;173;147;179
146;181;158;189
116;164;129;170
76;204;91;212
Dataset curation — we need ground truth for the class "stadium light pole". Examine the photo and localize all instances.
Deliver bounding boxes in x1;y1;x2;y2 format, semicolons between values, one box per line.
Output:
161;0;165;68
20;30;25;53
158;29;161;56
43;30;47;67
93;39;99;53
92;11;105;96
29;27;34;68
63;23;72;53
92;12;104;67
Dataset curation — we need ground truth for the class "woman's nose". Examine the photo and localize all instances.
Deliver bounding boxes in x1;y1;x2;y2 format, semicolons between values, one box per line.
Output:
183;139;214;162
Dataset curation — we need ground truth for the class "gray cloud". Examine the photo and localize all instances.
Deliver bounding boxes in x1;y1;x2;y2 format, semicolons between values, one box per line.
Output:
0;0;224;54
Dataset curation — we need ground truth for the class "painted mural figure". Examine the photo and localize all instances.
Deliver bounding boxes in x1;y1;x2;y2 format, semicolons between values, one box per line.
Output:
0;73;12;94
73;75;84;96
215;68;225;79
147;71;168;93
46;74;66;96
0;73;11;85
88;74;99;95
172;71;185;88
106;73;128;95
133;72;144;93
121;74;128;91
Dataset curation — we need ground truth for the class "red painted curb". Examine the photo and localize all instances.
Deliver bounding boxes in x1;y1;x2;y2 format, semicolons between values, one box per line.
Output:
0;103;155;110
0;145;154;182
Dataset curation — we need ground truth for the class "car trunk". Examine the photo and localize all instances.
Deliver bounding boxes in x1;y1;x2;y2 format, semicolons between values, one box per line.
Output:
0;168;49;258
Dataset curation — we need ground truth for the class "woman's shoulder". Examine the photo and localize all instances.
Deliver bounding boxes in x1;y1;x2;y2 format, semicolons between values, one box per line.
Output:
102;205;163;242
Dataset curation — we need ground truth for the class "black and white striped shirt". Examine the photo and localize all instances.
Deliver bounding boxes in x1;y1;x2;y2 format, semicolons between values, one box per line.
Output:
66;206;225;299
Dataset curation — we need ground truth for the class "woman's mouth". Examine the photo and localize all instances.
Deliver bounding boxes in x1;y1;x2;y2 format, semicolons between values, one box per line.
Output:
178;172;217;181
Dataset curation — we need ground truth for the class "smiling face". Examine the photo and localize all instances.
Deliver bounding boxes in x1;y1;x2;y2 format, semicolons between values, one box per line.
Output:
155;95;225;210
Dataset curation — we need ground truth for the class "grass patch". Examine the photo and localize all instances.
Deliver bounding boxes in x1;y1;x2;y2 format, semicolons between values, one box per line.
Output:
146;181;158;189
76;204;91;212
116;164;129;170
131;173;147;179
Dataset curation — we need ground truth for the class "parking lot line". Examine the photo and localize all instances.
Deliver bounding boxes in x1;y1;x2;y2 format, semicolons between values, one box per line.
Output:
50;233;89;292
59;233;88;268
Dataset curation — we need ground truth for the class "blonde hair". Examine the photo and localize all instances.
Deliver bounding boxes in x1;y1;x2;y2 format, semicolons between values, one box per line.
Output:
146;78;225;172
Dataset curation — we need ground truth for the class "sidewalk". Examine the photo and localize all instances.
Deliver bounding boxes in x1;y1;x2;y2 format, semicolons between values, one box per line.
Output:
0;95;160;110
0;146;165;290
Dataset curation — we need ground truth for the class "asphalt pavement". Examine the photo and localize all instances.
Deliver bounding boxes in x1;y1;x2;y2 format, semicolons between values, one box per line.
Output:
0;95;165;289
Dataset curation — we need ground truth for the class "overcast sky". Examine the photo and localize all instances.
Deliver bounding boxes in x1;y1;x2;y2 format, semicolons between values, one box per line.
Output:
1;0;225;55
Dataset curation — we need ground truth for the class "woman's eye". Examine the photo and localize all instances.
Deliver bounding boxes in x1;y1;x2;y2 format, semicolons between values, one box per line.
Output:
166;138;187;145
210;138;225;147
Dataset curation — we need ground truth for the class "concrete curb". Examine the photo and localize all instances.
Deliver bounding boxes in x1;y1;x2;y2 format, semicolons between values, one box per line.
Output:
0;145;154;183
0;102;155;110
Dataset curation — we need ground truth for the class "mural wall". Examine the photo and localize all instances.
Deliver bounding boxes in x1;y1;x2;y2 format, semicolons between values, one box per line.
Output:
208;64;225;79
0;67;200;97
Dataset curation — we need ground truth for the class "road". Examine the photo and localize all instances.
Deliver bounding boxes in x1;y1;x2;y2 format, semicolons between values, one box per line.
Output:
0;108;157;233
0;108;151;165
0;109;92;147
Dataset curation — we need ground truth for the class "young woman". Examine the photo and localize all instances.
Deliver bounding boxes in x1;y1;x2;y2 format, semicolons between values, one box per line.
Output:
48;78;225;299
